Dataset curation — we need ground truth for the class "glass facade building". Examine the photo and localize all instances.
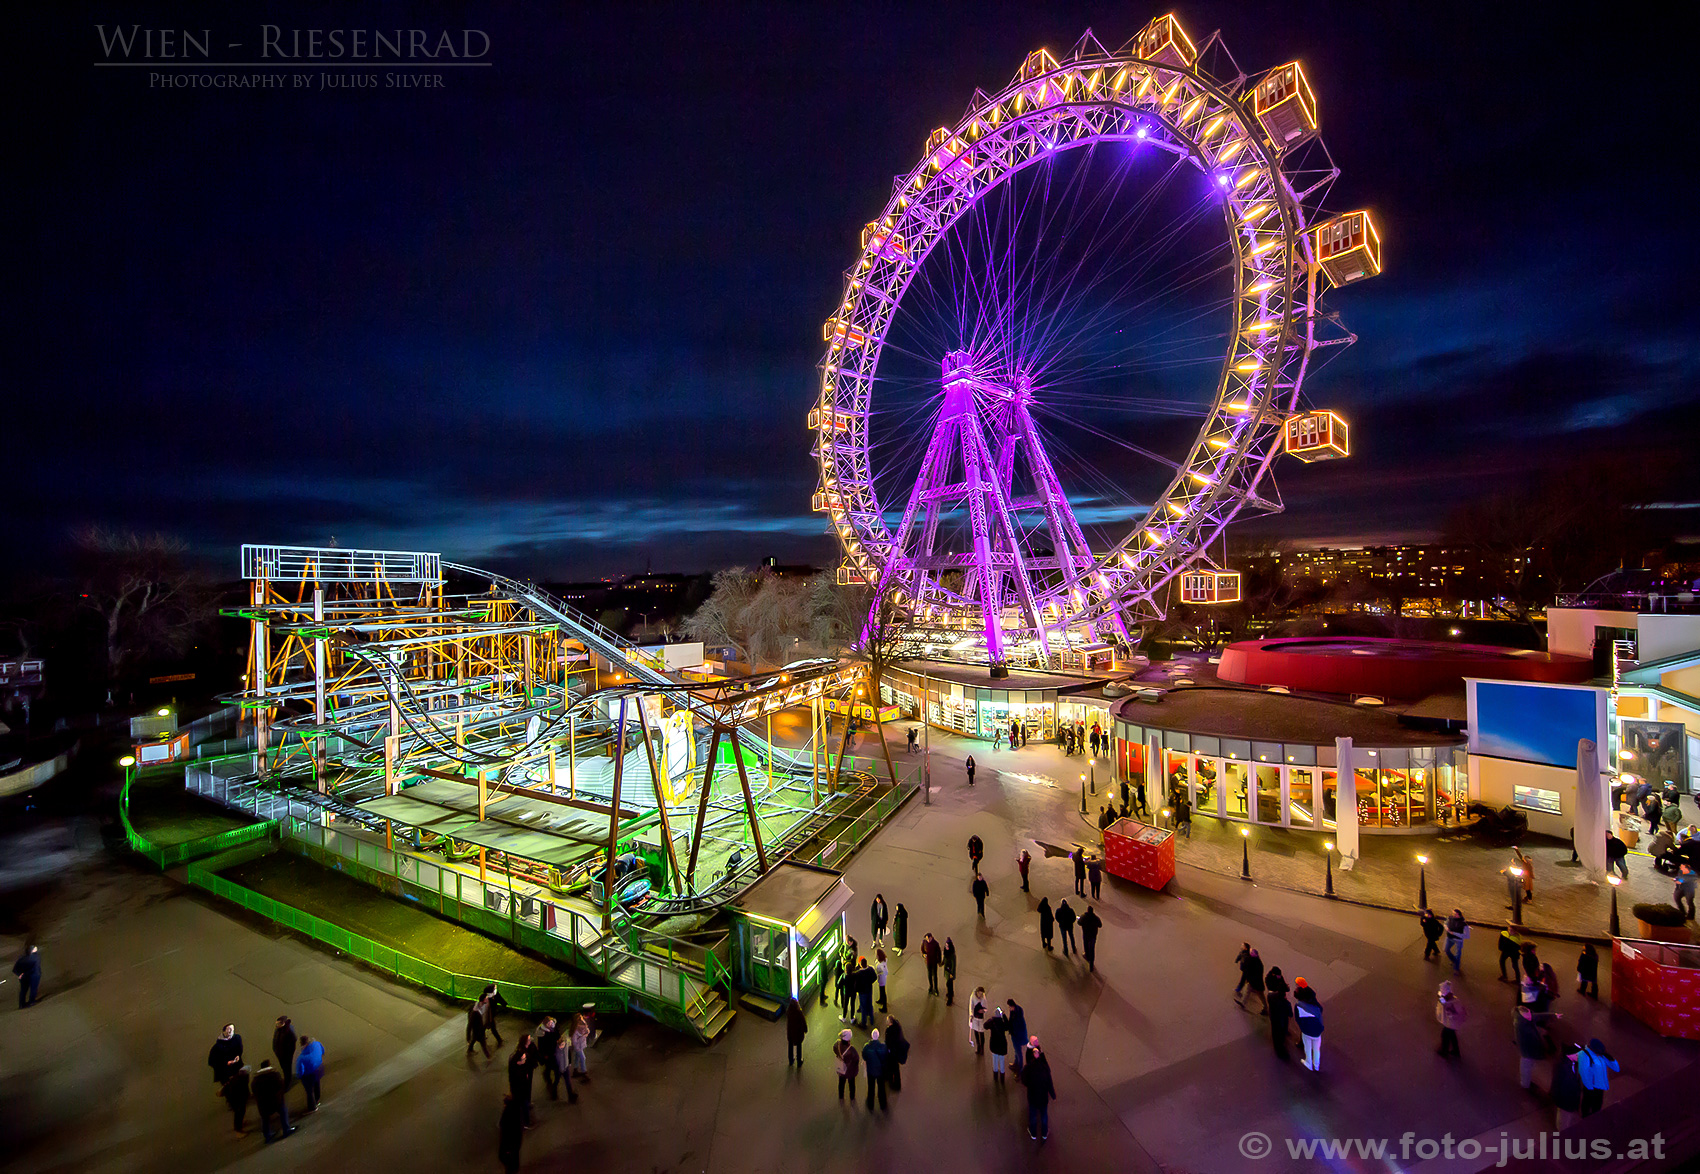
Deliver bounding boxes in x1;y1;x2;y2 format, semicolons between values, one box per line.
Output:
1113;713;1468;832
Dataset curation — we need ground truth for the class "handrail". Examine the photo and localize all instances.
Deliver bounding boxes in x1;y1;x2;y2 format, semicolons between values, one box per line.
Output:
120;771;279;868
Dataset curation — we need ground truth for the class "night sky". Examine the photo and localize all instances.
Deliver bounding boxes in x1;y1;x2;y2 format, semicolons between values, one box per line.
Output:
14;2;1695;580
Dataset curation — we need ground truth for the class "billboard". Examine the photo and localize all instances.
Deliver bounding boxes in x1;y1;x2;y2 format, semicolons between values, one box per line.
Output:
1467;680;1606;769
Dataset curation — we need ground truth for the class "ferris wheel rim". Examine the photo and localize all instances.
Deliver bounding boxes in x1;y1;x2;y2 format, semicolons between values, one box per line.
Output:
814;40;1330;641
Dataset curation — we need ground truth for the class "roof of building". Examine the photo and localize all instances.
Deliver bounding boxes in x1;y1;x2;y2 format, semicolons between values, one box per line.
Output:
1113;684;1465;748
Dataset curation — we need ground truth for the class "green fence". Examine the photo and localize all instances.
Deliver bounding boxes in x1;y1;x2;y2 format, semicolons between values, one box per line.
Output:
119;771;279;868
184;847;628;1014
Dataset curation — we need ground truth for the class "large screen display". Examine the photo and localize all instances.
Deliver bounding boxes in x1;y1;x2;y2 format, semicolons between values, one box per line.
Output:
1471;681;1601;769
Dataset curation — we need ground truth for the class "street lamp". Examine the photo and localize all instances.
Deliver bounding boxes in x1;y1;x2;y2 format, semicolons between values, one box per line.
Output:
1608;874;1623;937
1160;807;1171;831
1416;854;1429;909
1509;865;1524;926
1089;757;1096;795
1323;840;1336;898
1240;826;1251;880
1079;772;1088;816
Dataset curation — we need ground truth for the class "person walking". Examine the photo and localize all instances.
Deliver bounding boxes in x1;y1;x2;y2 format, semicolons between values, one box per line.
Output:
875;949;890;1011
251;1060;292;1143
922;933;942;994
1576;1038;1618;1116
1072;850;1086;896
467;1001;492;1058
1174;795;1192;838
1513;847;1536;903
1056;899;1077;956
1497;924;1523;983
1514;1005;1560;1090
1037;897;1054;950
968;834;984;870
884;1015;909;1091
966;755;976;786
1237;946;1266;1013
508;1035;538;1124
1551;1046;1584;1131
969;986;988;1053
11;945;41;1008
834;1029;860;1102
1577;942;1600;998
569;1013;591;1081
1021;1038;1056;1140
988;1006;1010;1083
295;1036;324;1112
784;996;808;1066
972;871;990;919
1087;856;1102;900
856;957;876;1028
1293;979;1324;1071
209;1023;244;1087
497;1094;526;1174
837;951;855;1021
892;902;908;954
222;1063;252;1135
862;1029;889;1112
943;937;958;1005
1266;971;1293;1061
1444;908;1469;973
1420;909;1444;962
1675;863;1698;920
272;1016;297;1090
870;893;889;946
1017;848;1032;892
1006;999;1028;1075
1436;982;1466;1059
536;1017;565;1100
993;725;1003;750
1079;906;1102;971
480;985;508;1047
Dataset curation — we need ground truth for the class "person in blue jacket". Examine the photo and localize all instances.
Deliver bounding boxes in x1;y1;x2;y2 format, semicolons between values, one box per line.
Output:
1293;979;1325;1071
295;1035;325;1112
861;1029;889;1113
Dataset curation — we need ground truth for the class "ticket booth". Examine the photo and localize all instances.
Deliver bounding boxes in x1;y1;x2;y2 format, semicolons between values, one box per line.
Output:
730;862;853;1004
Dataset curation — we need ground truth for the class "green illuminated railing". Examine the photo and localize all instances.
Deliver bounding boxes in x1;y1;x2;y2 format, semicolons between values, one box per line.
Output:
119;771;279;868
183;849;628;1014
809;779;919;870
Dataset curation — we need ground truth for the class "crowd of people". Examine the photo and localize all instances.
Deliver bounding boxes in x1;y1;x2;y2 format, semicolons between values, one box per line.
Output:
205;1014;326;1143
492;991;597;1173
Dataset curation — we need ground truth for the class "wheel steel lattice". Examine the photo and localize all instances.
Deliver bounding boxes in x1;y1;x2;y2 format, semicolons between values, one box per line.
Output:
811;19;1370;661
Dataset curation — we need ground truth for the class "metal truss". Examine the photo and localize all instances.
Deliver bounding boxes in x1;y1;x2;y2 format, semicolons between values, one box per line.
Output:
811;21;1364;645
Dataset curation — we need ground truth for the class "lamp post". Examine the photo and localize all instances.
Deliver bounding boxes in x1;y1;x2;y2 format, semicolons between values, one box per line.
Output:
1079;773;1088;816
1323;840;1335;898
1608;874;1623;938
1416;854;1429;909
1089;758;1096;795
1509;865;1524;927
1240;826;1251;880
1160;807;1171;832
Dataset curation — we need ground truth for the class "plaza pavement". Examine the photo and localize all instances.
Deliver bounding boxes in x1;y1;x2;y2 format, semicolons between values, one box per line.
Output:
4;739;1698;1174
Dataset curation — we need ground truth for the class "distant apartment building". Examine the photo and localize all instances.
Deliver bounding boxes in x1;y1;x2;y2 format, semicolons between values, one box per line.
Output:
1265;544;1529;595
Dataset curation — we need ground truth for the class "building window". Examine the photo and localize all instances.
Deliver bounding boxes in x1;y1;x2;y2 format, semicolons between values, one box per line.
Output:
1512;785;1562;815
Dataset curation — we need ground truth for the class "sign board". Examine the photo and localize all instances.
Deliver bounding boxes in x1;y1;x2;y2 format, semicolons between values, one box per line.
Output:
823;698;888;722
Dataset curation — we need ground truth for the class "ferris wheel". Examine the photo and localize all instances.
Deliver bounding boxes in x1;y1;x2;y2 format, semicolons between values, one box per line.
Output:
810;14;1382;663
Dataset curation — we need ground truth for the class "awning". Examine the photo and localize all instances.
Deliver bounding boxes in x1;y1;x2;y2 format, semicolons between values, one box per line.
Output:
794;878;855;946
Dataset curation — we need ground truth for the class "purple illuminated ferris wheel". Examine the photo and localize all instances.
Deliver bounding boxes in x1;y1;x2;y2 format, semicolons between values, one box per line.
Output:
811;16;1383;664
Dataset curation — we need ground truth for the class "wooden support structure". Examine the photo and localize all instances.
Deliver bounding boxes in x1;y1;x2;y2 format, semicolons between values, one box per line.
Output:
728;728;770;873
601;702;628;929
687;727;722;888
830;708;855;793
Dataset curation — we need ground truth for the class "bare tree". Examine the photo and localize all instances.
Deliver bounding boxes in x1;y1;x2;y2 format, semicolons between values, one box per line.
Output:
71;527;207;689
806;573;910;699
681;566;763;667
